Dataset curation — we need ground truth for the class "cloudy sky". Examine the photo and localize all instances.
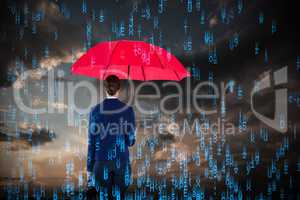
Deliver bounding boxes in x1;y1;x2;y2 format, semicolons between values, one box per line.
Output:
0;0;300;198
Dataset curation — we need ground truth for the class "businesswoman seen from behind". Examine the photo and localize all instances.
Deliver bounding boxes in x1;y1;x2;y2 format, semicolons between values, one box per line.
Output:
86;75;136;199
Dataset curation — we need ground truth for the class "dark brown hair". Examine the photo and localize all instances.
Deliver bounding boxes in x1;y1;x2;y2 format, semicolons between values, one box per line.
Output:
104;75;121;96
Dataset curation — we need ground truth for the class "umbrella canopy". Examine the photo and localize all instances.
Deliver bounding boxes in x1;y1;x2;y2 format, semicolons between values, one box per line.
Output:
71;40;190;81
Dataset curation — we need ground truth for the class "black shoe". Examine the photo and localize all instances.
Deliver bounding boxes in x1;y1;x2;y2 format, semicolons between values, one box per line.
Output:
86;186;98;200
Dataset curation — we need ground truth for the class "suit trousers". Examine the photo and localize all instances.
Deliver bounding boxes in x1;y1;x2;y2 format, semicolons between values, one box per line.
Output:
92;160;131;199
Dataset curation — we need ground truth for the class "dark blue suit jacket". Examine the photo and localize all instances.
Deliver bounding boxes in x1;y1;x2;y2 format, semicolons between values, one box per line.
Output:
87;98;136;172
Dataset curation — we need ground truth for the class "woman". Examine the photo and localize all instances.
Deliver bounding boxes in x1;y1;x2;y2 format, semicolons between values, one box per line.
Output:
86;75;136;199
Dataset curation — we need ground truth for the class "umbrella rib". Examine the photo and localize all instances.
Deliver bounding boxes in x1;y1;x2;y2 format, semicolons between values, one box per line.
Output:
155;49;164;69
141;65;146;81
128;65;130;79
173;69;180;81
102;41;121;79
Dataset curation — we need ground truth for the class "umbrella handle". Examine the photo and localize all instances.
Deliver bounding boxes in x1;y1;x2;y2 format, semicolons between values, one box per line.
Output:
126;80;129;100
127;65;130;100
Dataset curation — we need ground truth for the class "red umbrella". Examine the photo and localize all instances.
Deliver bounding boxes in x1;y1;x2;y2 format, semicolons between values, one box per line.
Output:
71;40;190;81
